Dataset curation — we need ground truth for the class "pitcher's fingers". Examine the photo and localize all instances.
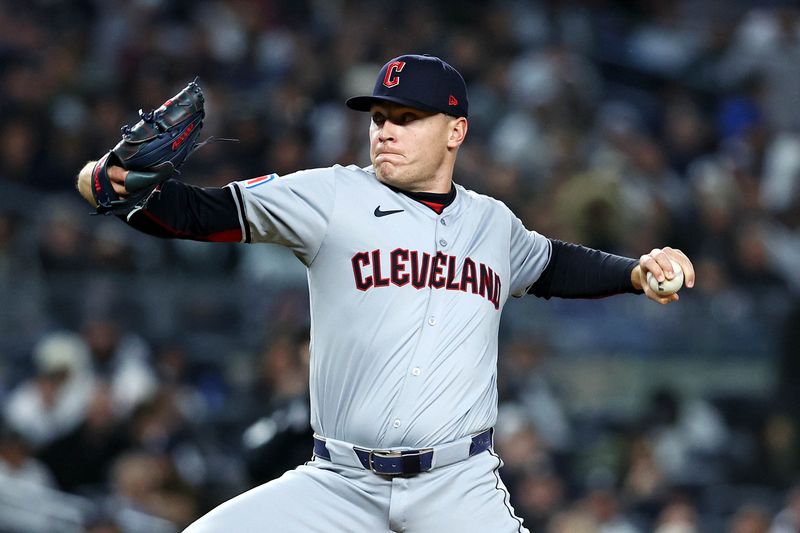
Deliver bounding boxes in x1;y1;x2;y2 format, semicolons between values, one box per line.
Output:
108;166;129;196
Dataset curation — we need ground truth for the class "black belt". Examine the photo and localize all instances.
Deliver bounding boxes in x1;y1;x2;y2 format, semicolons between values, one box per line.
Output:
313;428;493;476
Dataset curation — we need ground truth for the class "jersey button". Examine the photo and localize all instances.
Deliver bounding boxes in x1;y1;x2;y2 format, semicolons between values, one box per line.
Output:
411;367;421;376
427;316;437;326
440;218;447;226
439;239;447;247
393;419;401;428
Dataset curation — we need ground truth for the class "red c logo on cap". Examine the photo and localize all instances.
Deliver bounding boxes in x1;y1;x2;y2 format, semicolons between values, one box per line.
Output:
383;61;406;88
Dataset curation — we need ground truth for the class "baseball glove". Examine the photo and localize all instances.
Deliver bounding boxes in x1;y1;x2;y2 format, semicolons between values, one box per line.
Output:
91;79;205;216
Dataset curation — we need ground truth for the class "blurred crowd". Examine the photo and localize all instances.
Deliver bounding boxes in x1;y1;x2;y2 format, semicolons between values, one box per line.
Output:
1;0;800;531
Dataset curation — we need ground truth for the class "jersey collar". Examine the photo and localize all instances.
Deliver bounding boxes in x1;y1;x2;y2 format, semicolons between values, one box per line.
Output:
383;182;456;214
364;165;467;218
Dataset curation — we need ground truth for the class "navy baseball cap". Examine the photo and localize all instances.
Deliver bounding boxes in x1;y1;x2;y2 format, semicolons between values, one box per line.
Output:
346;54;468;118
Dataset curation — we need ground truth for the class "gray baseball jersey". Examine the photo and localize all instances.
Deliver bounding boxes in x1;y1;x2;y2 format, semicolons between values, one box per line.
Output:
228;163;551;449
183;164;549;533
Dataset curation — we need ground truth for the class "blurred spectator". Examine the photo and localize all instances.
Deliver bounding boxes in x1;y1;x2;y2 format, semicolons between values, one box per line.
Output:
622;433;668;515
0;114;41;186
758;412;800;489
685;155;738;262
583;485;642;533
3;331;94;448
127;389;209;493
729;503;771;533
82;515;123;533
494;411;567;529
653;498;698;533
547;508;598;533
717;7;800;132
36;197;89;274
80;317;157;416
512;464;567;532
87;219;139;274
494;415;554;481
241;327;312;485
499;337;572;452
549;167;626;252
626;3;706;78
38;383;128;494
0;426;55;488
108;450;197;531
640;387;730;488
660;91;714;176
760;132;800;215
731;220;788;293
153;340;227;421
771;485;800;533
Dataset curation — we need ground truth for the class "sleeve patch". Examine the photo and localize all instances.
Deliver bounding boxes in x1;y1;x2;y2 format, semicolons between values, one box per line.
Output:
244;173;278;188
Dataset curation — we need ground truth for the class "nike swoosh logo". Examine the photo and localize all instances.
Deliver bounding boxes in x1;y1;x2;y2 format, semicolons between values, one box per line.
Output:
374;206;404;217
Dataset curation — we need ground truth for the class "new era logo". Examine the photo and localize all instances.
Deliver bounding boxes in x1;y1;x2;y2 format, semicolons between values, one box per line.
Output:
448;95;458;106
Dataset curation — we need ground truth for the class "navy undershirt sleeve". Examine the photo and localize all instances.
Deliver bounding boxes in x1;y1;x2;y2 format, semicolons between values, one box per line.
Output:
528;239;642;299
124;179;243;242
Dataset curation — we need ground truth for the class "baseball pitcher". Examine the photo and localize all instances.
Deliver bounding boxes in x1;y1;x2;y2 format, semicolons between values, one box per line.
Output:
76;54;695;533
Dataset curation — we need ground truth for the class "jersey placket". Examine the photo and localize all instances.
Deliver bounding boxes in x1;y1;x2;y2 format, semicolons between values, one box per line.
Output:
386;209;454;443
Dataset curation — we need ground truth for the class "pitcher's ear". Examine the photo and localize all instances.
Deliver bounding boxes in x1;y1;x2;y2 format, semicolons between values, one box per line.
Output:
448;117;468;148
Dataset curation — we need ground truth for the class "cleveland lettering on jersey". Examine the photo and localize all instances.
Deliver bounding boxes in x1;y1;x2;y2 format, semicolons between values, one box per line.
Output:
351;248;501;309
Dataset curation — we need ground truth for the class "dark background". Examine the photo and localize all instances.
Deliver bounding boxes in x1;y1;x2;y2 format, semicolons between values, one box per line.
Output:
1;1;799;531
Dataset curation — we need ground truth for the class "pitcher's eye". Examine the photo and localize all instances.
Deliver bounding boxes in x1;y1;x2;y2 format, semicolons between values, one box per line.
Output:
399;113;417;124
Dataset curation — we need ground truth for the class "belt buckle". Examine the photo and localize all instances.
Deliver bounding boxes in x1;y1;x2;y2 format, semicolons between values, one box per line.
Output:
368;448;433;476
368;449;401;475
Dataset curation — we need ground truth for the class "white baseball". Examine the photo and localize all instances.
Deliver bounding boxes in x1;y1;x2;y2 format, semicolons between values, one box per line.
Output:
646;259;684;296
